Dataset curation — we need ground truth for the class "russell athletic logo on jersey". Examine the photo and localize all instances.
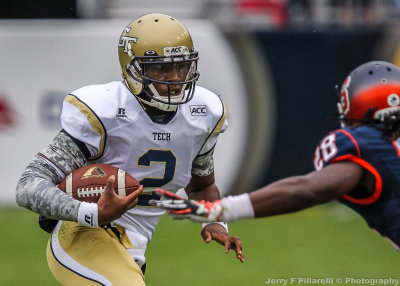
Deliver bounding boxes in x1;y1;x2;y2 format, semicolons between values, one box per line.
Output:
190;105;207;116
116;107;127;117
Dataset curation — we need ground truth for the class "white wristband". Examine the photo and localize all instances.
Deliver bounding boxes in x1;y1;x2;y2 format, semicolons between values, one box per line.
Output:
202;222;229;233
77;202;98;228
220;193;255;222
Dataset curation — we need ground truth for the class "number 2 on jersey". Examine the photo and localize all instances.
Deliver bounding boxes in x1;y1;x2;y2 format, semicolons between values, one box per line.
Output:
314;133;338;171
137;149;177;188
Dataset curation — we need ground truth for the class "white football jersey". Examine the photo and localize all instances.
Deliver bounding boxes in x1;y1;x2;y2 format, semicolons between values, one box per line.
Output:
60;81;227;265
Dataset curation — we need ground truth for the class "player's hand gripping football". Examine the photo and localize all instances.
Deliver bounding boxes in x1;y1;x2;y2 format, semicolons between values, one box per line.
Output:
149;189;224;222
97;175;143;225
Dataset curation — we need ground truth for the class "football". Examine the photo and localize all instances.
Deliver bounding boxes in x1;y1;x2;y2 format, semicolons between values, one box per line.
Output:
58;164;140;203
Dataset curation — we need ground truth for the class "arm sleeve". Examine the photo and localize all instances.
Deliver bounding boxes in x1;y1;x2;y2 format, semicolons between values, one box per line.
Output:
15;132;87;221
191;146;215;177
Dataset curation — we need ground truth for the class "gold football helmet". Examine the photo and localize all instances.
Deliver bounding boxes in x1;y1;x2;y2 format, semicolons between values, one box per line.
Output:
118;13;199;111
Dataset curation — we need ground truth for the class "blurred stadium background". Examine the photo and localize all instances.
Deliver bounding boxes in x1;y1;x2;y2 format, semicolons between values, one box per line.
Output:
1;0;400;285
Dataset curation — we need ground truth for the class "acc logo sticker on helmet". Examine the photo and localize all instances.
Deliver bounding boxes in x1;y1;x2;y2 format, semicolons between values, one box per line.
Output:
164;46;189;56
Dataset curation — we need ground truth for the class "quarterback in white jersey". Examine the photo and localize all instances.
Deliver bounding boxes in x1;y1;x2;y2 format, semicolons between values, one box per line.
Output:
62;82;228;267
16;13;243;286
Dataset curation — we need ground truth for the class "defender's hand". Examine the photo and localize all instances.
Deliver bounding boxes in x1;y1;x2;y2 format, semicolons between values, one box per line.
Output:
149;189;225;222
202;223;244;263
97;175;143;225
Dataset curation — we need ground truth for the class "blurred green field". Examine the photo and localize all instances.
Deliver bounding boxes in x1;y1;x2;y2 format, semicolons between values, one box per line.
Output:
1;203;399;286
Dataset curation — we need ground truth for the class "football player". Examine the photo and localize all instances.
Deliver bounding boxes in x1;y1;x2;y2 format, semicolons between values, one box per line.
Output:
15;13;243;286
152;61;400;251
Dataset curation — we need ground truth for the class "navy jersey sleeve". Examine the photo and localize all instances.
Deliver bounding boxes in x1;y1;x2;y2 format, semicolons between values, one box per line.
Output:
313;128;383;205
313;129;361;171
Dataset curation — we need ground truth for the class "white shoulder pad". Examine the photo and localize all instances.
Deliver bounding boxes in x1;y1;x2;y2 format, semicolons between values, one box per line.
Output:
60;81;124;160
191;86;228;155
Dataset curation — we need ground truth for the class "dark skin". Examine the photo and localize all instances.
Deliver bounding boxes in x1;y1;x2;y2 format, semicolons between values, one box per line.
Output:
248;161;367;217
140;62;184;117
97;176;143;225
99;64;244;262
186;173;244;263
246;120;379;218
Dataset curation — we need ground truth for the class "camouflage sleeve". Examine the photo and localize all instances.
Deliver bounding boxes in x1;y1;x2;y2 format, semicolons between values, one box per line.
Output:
15;132;87;221
191;147;215;177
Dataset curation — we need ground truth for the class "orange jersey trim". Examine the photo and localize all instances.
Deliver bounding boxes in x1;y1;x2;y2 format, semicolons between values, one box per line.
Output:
392;140;400;157
332;154;382;205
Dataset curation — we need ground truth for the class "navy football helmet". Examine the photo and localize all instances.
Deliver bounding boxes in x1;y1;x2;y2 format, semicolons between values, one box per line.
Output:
338;61;400;127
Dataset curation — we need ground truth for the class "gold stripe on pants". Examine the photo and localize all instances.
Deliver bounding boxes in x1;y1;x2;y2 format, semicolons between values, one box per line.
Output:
47;221;145;286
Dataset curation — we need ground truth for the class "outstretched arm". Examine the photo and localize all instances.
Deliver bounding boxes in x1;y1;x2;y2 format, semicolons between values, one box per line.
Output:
249;161;364;217
152;161;365;222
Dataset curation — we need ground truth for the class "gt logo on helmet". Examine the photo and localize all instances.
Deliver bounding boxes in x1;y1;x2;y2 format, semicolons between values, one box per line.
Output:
119;36;138;54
